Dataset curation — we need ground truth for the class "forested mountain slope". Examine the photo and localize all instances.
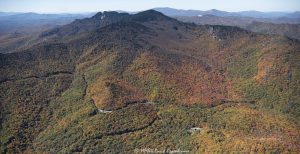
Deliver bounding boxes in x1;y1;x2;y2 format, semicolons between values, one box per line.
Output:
0;10;299;153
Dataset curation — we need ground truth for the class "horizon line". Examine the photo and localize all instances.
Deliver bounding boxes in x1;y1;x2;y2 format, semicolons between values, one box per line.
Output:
0;7;299;14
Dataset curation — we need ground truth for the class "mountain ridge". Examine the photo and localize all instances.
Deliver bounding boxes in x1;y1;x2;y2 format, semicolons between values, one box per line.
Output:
1;8;300;54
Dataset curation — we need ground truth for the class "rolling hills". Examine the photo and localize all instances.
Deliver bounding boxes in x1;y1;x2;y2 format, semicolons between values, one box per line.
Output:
0;10;300;153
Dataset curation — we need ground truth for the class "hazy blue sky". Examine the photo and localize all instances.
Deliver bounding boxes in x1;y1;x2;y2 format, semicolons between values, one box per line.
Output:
0;0;299;13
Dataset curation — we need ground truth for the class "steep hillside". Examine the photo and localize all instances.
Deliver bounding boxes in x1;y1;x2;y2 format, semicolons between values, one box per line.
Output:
39;11;130;40
1;10;300;153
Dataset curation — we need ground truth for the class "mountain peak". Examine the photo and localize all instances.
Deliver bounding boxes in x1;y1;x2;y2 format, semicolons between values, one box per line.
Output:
132;9;172;22
93;11;129;20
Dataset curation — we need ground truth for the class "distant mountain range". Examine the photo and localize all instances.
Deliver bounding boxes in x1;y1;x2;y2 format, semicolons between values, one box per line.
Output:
150;8;300;40
174;14;300;40
0;12;95;53
1;8;299;36
0;8;299;54
0;12;95;35
153;7;300;19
